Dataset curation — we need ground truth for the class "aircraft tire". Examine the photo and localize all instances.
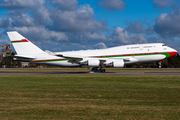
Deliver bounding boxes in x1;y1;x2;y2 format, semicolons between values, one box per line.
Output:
99;69;105;73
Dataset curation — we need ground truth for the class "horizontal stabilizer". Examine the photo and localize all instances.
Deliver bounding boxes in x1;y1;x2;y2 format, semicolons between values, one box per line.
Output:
11;55;36;62
12;55;36;59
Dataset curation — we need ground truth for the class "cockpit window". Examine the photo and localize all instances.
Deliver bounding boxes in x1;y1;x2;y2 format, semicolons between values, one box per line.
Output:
162;44;166;46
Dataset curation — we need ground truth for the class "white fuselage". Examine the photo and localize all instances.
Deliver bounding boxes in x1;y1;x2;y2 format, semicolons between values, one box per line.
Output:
7;31;178;70
31;43;177;67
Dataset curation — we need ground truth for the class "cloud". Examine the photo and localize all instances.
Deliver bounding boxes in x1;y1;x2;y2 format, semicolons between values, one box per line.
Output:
57;43;88;51
0;0;108;52
152;0;179;10
32;5;52;25
51;0;78;11
94;42;107;49
12;26;68;42
2;0;179;53
0;0;51;26
154;10;180;37
0;0;107;43
98;0;126;11
0;0;44;10
110;27;147;44
152;0;172;9
147;36;165;43
49;4;107;32
79;32;106;41
0;18;8;28
126;21;146;33
8;26;108;51
126;21;155;35
6;12;35;27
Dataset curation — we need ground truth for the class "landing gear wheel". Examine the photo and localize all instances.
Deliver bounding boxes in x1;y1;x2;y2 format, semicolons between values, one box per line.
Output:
91;67;99;73
91;67;106;73
99;68;106;73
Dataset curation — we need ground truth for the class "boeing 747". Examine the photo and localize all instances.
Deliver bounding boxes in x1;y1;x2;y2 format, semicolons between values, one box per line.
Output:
7;31;177;72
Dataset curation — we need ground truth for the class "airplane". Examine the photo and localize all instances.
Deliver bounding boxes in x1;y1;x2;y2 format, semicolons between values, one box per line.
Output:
7;31;177;72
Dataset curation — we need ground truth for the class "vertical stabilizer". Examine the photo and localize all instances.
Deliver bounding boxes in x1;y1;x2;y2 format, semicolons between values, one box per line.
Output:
7;31;44;55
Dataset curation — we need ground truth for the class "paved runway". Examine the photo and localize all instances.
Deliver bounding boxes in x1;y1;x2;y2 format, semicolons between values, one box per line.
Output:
1;71;180;75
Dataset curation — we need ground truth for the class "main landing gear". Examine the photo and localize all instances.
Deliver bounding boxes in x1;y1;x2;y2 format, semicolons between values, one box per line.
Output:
91;67;106;73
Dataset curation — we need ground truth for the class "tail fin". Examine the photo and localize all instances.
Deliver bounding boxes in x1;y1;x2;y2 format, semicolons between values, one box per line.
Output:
7;31;44;55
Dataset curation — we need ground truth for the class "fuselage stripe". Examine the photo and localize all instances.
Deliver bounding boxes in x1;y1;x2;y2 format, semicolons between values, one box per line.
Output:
93;52;177;59
11;39;29;43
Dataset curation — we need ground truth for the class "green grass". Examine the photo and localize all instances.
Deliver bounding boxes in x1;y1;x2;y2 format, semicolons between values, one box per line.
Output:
0;74;180;119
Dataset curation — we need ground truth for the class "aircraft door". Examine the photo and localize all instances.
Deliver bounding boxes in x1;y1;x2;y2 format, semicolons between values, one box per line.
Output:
139;45;143;50
43;57;46;63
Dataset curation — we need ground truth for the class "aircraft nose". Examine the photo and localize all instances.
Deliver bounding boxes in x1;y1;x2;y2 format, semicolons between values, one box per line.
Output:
168;48;178;58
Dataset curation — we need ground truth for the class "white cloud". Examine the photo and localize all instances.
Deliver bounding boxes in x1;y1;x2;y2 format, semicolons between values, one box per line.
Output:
83;32;106;41
3;0;180;52
49;4;106;32
7;12;35;27
12;26;68;42
0;0;107;50
94;42;107;49
111;27;147;44
0;0;44;10
126;21;146;33
154;10;180;36
32;5;52;25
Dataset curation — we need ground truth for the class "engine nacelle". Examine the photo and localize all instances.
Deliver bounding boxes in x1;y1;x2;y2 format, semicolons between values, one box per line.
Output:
87;59;100;67
112;60;124;68
105;59;124;68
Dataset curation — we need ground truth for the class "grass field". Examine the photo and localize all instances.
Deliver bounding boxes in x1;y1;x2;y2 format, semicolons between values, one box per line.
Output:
0;69;180;119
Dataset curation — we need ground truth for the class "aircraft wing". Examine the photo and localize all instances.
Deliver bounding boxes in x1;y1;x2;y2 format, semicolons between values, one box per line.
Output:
45;50;138;65
56;54;84;59
55;53;138;63
45;50;84;59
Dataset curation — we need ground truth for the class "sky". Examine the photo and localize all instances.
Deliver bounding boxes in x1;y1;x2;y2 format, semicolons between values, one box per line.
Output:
0;0;180;52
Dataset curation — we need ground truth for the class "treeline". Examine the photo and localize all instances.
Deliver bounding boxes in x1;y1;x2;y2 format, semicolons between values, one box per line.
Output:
165;54;180;68
0;52;21;68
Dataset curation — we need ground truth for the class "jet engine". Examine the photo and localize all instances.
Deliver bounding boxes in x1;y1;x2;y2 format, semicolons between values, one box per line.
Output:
105;59;124;68
87;59;100;67
112;60;124;68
